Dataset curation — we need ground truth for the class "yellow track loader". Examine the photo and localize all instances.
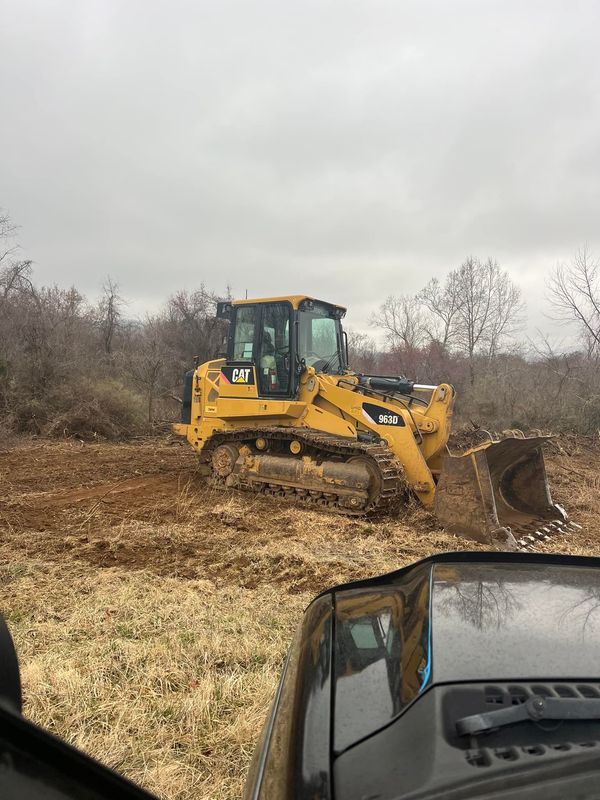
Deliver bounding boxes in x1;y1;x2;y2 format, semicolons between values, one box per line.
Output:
173;295;573;550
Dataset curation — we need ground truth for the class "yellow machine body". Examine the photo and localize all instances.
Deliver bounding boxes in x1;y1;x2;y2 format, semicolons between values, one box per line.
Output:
174;295;570;550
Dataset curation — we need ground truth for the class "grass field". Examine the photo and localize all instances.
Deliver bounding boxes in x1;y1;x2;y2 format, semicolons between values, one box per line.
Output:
1;435;599;798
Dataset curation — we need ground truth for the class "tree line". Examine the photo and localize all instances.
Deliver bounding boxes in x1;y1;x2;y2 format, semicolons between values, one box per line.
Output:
1;210;599;439
370;256;523;385
0;212;229;437
351;248;600;433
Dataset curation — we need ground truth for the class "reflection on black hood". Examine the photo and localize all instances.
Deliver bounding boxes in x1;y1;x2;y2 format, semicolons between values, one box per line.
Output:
333;558;600;753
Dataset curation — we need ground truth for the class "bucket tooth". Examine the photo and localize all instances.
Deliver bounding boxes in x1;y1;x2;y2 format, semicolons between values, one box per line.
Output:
519;540;536;552
555;504;568;519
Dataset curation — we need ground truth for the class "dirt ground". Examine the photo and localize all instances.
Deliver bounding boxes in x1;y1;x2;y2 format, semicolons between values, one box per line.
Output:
0;434;599;798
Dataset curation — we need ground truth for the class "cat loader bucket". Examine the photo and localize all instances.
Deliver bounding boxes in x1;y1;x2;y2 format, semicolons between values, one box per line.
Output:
434;435;573;550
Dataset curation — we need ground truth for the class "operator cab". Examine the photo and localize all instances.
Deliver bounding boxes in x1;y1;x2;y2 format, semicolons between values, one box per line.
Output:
217;295;348;398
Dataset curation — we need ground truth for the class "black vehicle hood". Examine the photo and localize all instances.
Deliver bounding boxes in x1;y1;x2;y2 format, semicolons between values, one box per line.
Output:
430;560;600;682
246;552;600;800
324;552;600;753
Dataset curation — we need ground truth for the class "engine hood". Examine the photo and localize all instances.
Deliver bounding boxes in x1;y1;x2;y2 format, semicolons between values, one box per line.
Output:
245;551;600;800
328;552;600;752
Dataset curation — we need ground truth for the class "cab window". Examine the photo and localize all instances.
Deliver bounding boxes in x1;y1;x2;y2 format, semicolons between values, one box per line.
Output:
298;303;343;373
232;306;257;361
259;303;291;395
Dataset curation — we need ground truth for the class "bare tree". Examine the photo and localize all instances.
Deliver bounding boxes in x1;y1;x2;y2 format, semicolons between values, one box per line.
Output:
530;332;589;403
13;285;91;393
417;273;462;348
160;286;229;382
439;579;521;630
96;277;124;356
0;214;36;416
0;212;33;304
484;268;523;360
370;294;427;350
347;330;379;372
547;246;600;357
0;212;19;267
121;317;171;423
0;258;33;301
451;257;523;384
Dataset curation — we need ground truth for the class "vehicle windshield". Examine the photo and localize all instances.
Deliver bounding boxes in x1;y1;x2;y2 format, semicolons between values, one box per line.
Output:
298;303;344;373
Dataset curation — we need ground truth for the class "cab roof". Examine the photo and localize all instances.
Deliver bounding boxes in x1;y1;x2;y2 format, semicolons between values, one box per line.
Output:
231;295;347;313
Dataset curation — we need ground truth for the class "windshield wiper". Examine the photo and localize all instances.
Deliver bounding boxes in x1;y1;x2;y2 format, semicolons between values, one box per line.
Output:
457;695;600;737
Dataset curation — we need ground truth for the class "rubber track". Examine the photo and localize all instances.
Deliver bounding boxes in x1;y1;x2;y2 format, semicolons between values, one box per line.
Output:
201;426;406;515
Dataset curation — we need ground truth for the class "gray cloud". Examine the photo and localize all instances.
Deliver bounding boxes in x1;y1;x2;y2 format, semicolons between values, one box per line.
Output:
1;0;599;338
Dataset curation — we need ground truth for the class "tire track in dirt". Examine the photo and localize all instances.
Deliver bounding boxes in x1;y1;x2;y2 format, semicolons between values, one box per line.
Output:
0;440;396;591
1;436;600;593
0;441;203;545
1;472;195;531
0;440;249;586
21;472;184;506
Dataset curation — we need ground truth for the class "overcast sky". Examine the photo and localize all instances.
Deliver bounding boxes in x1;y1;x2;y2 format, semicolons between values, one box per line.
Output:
1;0;599;340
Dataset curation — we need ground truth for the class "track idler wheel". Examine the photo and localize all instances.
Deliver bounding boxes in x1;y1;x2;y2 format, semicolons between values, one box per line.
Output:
211;444;239;478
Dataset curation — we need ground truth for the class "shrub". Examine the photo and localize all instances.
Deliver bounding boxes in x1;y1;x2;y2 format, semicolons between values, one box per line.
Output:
44;379;147;440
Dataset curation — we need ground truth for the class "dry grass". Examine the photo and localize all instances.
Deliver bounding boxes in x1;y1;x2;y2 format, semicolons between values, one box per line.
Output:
0;436;599;798
0;559;301;799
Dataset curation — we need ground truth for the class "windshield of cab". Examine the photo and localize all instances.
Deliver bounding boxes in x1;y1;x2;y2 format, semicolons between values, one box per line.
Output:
298;302;344;373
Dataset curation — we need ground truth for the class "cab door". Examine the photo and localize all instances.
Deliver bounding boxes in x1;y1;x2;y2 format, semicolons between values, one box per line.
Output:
257;302;294;398
220;304;259;398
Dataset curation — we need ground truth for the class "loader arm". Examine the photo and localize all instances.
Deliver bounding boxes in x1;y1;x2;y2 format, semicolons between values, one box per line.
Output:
314;377;456;507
